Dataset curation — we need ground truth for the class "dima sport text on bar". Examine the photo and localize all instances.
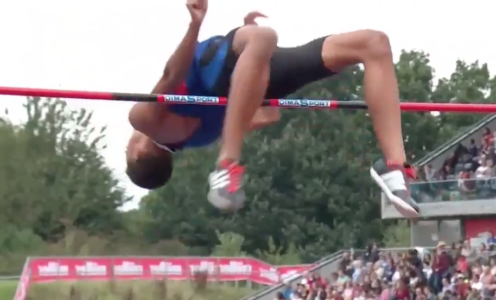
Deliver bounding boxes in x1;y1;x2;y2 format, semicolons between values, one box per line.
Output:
0;86;495;113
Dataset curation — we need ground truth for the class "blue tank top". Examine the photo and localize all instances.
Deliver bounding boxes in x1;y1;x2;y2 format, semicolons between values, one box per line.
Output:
168;36;229;149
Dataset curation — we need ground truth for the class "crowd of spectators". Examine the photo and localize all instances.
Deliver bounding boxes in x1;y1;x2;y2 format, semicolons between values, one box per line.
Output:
418;127;496;182
279;242;496;300
413;127;496;202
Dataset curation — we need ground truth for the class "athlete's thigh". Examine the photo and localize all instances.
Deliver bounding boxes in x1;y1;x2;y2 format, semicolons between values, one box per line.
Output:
199;26;277;97
266;37;335;98
321;30;391;72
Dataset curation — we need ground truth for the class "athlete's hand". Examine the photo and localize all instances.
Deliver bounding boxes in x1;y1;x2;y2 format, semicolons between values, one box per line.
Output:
244;11;267;26
187;0;208;25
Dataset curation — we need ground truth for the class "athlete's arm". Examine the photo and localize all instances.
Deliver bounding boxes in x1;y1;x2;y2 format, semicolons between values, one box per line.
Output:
129;22;201;133
129;21;202;133
129;0;207;134
248;107;280;131
152;22;201;94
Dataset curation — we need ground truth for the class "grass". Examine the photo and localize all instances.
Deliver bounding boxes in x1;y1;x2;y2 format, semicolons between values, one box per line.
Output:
0;274;258;300
0;280;17;299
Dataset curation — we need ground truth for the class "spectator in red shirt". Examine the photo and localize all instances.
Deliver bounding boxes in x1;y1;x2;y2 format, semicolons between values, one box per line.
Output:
483;127;493;148
430;241;453;293
392;278;410;300
414;287;426;300
454;276;469;298
457;255;469;273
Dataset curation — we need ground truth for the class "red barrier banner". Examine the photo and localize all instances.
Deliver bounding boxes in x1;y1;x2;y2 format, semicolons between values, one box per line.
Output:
28;257;313;286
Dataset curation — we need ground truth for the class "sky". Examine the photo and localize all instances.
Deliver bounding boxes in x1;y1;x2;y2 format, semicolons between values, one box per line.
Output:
0;0;495;210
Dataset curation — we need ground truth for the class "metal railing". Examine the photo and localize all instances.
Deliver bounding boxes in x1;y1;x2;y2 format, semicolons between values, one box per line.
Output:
415;114;496;166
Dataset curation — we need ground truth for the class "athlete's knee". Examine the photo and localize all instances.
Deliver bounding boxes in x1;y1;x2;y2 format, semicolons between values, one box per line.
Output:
323;30;392;71
360;30;392;61
249;26;278;46
234;25;278;57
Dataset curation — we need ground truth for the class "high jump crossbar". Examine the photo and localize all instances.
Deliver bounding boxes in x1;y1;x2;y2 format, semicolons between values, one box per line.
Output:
0;86;495;113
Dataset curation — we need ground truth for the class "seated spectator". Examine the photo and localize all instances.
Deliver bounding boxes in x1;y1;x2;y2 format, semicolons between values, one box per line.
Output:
374;261;385;278
414;287;426;300
469;138;479;158
316;285;326;300
312;273;326;288
392;277;410;300
487;232;496;250
424;164;437;181
422;253;433;280
480;265;496;298
392;264;404;283
383;258;396;282
458;167;476;193
444;165;455;179
342;281;353;300
441;277;452;294
424;286;436;300
460;240;475;260
364;243;379;263
475;155;492;178
483;127;493;149
476;243;489;261
300;272;311;286
282;281;294;300
339;252;352;276
337;269;350;284
471;273;482;291
438;168;448;180
352;260;364;282
330;272;339;288
489;258;496;276
454;275;470;298
379;279;391;300
457;255;469;273
276;291;287;300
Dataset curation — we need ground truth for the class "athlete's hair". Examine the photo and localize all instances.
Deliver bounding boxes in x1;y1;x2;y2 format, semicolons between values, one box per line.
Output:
126;152;173;189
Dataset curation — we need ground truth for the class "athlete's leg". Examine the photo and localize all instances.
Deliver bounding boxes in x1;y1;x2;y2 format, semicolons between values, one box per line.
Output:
220;25;277;161
208;25;277;210
320;30;419;218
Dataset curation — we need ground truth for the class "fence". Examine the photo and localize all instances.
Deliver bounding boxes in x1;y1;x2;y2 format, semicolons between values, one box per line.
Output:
13;255;313;300
14;248;495;300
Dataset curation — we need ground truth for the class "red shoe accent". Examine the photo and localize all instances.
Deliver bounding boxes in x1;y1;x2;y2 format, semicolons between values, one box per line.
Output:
386;160;417;180
218;160;244;193
403;164;417;180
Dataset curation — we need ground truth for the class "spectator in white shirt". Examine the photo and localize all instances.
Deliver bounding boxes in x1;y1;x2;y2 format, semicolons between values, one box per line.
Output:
424;164;437;181
475;156;491;178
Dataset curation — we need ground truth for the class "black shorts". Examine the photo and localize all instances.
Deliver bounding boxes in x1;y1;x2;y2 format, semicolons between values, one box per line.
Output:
199;28;335;98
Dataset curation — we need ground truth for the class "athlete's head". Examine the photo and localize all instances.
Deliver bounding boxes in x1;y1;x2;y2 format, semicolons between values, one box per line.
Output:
126;131;173;189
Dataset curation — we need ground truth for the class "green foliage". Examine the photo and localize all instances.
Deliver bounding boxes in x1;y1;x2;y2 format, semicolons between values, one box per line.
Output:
382;220;411;247
211;231;248;257
0;97;129;242
256;238;302;265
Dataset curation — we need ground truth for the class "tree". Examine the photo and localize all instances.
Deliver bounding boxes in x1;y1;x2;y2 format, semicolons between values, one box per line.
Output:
140;50;496;259
0;97;129;243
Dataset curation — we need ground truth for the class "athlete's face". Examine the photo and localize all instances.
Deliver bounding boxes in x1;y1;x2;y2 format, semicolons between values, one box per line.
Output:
126;131;174;189
126;131;162;163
